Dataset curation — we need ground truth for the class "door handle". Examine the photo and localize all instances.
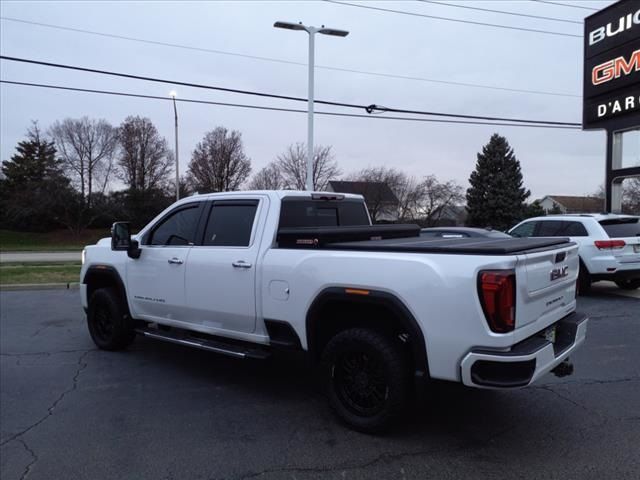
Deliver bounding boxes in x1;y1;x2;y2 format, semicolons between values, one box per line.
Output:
168;257;183;265
232;260;252;269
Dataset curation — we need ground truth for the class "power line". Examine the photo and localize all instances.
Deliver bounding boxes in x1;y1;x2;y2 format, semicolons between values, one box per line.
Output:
0;79;582;130
0;16;580;98
0;54;352;107
324;0;582;38
0;55;580;126
531;1;599;11
417;1;582;24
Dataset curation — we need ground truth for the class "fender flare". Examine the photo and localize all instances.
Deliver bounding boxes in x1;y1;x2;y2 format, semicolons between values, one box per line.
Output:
83;265;130;315
306;287;429;378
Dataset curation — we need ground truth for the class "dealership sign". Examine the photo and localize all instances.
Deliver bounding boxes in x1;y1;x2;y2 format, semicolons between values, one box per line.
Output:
583;0;640;129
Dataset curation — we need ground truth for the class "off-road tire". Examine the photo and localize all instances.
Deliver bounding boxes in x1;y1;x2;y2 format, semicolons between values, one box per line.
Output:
87;287;135;351
321;328;410;433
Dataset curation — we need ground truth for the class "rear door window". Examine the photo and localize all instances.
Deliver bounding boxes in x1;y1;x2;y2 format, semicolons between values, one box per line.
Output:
600;218;640;238
203;201;259;247
563;222;589;236
536;221;565;236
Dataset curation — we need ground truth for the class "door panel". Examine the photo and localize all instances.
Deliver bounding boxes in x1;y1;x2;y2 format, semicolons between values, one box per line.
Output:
127;246;191;321
184;199;263;334
127;202;203;322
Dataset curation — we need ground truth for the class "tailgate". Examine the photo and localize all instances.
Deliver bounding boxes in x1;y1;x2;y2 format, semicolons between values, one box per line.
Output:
515;244;579;329
600;217;640;264
612;236;640;265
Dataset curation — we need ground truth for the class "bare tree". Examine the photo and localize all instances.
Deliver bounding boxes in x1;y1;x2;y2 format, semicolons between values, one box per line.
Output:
118;116;173;192
593;181;640;214
49;117;118;206
347;167;464;224
394;175;424;222
413;175;465;226
623;178;640;214
347;166;408;222
187;127;252;192
248;162;283;190
277;143;341;191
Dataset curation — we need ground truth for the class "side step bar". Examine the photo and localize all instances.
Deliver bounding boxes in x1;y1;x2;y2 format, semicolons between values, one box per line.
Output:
135;326;270;360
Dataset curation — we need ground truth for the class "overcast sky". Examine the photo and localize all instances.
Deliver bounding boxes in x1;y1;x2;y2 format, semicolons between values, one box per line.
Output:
2;0;634;199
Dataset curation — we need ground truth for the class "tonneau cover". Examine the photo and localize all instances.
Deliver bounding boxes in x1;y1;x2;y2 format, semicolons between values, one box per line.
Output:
327;236;572;255
276;224;572;255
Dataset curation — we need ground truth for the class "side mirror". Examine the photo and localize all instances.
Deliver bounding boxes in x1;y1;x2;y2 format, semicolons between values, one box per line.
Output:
111;222;141;259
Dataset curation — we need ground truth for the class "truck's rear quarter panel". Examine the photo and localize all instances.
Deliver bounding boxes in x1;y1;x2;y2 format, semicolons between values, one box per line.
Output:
261;244;580;382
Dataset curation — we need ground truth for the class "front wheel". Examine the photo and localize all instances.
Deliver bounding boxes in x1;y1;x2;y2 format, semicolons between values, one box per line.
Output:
87;287;135;350
321;328;410;433
615;279;640;290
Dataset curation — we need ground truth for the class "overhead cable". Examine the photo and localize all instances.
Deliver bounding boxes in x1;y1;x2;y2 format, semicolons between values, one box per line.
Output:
417;1;582;24
0;16;579;98
0;55;580;126
531;0;599;12
324;0;582;38
0;79;582;130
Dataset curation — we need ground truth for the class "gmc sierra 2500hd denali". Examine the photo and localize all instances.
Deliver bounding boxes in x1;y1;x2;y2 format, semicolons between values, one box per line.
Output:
81;190;588;432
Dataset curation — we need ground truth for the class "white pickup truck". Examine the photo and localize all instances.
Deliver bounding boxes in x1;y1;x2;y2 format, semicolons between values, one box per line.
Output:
81;190;588;431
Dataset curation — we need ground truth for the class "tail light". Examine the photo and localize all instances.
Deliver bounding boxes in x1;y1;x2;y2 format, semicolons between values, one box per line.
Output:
478;270;516;333
594;240;626;250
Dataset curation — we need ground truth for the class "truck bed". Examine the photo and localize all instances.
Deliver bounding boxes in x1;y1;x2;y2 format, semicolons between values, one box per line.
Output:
277;225;572;255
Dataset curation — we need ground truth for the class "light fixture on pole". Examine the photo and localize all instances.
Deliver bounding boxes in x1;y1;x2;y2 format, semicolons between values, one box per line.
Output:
274;21;349;191
169;90;179;201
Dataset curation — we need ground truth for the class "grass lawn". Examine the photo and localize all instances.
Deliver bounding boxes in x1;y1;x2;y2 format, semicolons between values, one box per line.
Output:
0;229;108;252
0;263;82;285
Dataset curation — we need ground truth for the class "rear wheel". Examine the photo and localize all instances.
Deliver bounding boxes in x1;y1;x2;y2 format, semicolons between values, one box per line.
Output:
87;287;135;350
577;260;591;296
615;279;640;290
321;328;410;433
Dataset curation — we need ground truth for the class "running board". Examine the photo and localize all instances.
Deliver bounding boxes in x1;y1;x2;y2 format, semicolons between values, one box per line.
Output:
135;327;270;360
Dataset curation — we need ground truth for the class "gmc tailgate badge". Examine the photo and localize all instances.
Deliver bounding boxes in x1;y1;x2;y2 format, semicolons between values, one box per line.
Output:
550;265;569;281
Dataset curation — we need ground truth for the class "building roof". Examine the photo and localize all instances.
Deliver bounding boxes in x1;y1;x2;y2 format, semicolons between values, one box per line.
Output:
328;181;399;204
543;195;604;213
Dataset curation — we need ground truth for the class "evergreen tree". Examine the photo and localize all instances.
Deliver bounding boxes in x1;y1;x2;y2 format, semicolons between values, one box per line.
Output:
466;134;530;231
2;123;60;188
0;123;74;231
524;200;546;219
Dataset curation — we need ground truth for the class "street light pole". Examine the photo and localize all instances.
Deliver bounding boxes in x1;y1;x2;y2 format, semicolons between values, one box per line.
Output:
170;90;179;201
274;21;349;191
306;29;315;192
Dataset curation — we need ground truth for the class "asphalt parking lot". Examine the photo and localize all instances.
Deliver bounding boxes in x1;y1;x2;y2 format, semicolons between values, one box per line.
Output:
1;287;638;480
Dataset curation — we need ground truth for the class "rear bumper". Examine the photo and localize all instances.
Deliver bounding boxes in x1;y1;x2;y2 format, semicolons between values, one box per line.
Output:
591;268;640;283
460;312;588;389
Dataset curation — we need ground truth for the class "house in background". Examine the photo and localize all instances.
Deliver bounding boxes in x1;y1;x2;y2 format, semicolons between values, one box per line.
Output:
327;180;399;222
538;195;604;214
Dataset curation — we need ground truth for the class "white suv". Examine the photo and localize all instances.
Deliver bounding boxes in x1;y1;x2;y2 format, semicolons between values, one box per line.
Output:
509;214;640;292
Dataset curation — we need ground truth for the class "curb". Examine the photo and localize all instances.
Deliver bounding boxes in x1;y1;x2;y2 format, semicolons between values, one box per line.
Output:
0;282;80;291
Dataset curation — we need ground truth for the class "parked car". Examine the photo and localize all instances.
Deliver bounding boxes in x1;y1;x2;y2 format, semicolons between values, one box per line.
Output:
421;227;511;239
81;191;587;432
509;214;640;292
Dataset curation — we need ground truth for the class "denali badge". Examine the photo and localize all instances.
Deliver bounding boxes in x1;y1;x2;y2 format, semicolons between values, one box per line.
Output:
550;265;569;281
